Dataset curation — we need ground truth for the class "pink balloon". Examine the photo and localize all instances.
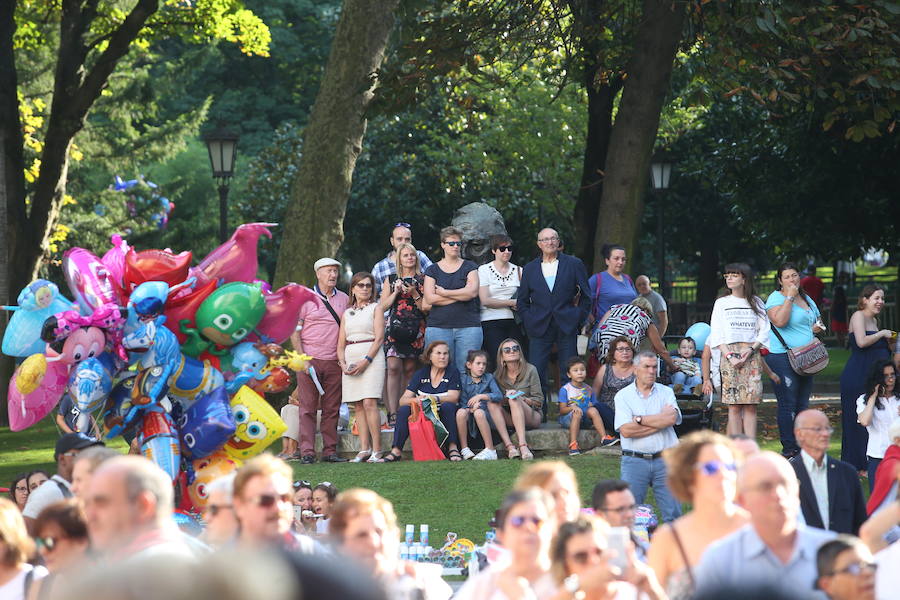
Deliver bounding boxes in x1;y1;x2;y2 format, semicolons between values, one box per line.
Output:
63;247;121;312
194;223;275;285
249;284;317;344
100;234;130;296
253;279;273;295
7;360;68;432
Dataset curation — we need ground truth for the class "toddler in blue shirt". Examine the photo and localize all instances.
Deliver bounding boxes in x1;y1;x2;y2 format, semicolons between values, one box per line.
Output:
558;357;617;454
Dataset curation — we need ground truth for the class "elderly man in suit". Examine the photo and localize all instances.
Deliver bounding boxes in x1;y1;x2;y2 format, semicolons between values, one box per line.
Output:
516;228;592;394
789;409;867;534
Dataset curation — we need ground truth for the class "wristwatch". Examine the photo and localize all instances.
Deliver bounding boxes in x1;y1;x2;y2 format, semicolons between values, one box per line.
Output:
634;415;643;425
786;295;795;302
563;573;580;595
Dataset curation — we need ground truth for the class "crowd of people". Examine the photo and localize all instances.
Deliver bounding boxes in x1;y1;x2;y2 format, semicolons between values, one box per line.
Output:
3;423;900;599
3;221;900;599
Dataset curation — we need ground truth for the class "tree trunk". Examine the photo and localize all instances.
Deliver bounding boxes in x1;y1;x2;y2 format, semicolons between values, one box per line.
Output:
592;0;685;268
569;0;621;272
274;0;400;288
0;0;21;426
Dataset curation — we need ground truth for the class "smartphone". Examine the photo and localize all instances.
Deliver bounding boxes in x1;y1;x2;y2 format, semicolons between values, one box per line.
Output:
402;277;415;285
293;506;304;522
607;527;630;573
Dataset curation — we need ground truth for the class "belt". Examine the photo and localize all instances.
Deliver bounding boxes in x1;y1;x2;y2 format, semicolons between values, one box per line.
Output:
346;339;375;345
621;449;663;460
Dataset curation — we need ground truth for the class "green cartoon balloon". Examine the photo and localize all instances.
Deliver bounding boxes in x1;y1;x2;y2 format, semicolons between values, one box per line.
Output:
180;282;266;357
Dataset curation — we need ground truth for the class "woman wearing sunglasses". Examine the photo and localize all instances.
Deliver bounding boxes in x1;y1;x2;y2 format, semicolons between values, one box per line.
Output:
28;499;91;600
478;234;523;371
489;339;544;460
647;431;748;600
455;488;558;600
550;516;665;600
338;271;386;463
423;226;482;375
0;497;46;600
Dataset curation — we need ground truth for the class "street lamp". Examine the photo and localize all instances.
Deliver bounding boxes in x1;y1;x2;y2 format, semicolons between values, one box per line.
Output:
650;157;673;300
203;126;239;242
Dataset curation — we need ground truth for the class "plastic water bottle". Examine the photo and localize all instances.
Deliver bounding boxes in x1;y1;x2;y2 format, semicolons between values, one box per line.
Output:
420;524;429;546
399;543;409;560
405;524;414;545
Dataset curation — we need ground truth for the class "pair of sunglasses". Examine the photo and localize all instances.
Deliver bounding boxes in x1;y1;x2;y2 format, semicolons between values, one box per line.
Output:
205;504;233;517
508;515;543;528
695;460;737;476
249;493;292;508
35;536;62;552
293;480;311;489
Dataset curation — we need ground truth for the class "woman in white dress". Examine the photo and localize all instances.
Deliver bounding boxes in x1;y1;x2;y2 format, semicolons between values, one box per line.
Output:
338;272;386;463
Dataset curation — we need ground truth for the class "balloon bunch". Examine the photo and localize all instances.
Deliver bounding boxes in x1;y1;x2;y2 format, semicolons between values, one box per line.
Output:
3;223;318;511
112;175;174;230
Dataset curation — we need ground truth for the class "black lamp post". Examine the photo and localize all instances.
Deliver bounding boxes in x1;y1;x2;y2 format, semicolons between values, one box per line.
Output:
203;126;239;242
650;158;673;299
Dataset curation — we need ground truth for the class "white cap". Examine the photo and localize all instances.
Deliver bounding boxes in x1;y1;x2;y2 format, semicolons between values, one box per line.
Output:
313;257;341;272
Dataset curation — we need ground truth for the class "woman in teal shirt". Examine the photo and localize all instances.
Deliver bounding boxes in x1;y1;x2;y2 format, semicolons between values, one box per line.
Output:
765;263;824;457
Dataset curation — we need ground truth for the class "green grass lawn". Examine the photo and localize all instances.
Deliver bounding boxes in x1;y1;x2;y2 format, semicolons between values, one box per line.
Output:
0;400;852;547
817;347;849;381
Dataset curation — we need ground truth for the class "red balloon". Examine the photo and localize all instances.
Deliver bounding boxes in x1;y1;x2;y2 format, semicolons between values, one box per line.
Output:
194;223;275;286
248;284;317;344
162;278;217;343
123;248;192;294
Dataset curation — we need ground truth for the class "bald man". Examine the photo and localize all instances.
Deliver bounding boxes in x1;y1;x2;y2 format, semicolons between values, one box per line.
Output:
789;410;867;534
516;227;591;391
694;451;836;599
635;275;668;336
85;455;196;561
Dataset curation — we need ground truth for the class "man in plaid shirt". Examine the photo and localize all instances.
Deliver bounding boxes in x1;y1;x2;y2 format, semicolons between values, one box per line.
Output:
371;222;433;295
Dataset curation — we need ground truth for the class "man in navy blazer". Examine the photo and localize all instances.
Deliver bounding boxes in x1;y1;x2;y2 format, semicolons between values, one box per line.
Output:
516;228;592;393
789;409;867;535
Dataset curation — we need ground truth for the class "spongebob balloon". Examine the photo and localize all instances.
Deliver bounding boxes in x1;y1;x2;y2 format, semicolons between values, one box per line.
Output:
222;386;285;461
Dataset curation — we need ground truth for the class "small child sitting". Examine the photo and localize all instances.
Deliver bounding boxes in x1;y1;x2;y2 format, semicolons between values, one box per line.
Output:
670;337;702;395
456;350;504;460
557;357;617;455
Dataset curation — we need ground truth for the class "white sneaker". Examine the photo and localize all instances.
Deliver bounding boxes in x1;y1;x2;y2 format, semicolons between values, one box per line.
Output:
460;447;476;460
473;448;498;460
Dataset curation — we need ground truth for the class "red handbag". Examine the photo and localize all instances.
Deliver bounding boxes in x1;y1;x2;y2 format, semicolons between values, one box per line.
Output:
408;400;446;461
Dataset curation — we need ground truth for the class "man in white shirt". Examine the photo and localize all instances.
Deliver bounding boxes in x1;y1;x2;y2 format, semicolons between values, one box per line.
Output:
23;432;104;533
614;351;682;522
789;410;867;534
694;452;836;599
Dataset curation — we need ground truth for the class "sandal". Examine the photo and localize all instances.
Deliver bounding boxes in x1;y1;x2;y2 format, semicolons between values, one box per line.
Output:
383;451;403;463
367;451;384;463
519;444;534;461
506;444;520;459
351;450;372;463
448;449;463;462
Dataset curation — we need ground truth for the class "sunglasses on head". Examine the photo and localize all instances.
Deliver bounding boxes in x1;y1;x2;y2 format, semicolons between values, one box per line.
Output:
249;493;292;508
501;345;521;353
508;515;543;528
695;460;737;476
205;503;233;517
445;241;463;247
394;222;411;230
496;245;514;252
293;480;311;489
569;547;603;565
35;536;60;552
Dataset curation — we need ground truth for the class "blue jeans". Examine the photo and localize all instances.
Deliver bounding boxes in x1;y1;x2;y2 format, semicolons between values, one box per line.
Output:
670;372;702;390
527;320;578;392
765;352;813;455
424;327;483;375
620;455;682;523
392;402;460;450
867;457;881;494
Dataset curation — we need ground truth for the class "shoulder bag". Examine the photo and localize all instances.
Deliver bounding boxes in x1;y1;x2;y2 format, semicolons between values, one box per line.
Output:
770;324;829;375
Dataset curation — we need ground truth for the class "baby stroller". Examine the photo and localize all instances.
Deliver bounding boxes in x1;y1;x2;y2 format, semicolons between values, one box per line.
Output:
658;334;717;436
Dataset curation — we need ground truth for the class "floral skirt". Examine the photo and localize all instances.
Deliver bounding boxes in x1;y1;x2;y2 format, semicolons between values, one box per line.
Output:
718;342;762;405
